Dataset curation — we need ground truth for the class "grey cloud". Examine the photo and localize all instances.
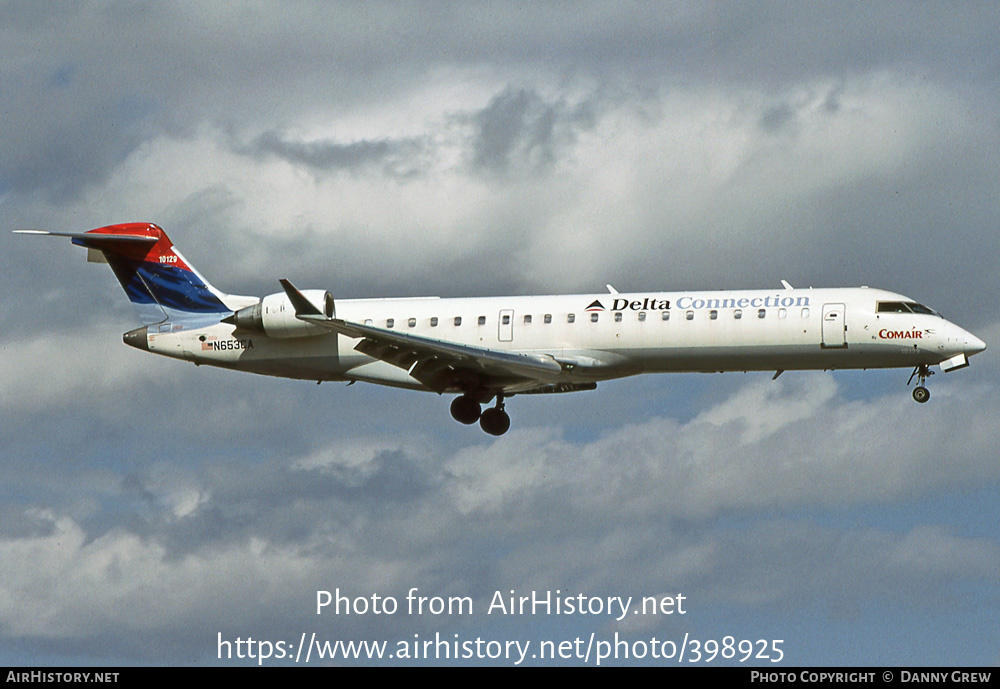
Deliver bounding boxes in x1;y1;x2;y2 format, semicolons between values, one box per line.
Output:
0;89;157;201
37;374;996;561
4;3;999;200
759;102;797;133
469;87;597;175
241;130;428;177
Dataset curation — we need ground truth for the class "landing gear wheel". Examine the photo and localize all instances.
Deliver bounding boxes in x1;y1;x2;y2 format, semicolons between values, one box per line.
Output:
450;395;481;425
907;364;934;404
480;407;511;436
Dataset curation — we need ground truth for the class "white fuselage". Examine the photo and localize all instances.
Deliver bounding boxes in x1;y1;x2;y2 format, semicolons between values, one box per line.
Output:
140;286;985;394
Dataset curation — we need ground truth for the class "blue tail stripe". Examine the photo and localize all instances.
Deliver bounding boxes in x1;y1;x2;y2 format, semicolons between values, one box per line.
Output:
106;256;158;305
106;256;228;313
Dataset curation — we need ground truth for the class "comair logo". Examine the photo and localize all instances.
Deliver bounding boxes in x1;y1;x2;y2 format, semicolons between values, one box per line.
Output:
878;329;926;339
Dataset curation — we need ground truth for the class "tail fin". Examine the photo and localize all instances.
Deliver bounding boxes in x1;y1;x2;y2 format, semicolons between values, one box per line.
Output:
16;223;254;325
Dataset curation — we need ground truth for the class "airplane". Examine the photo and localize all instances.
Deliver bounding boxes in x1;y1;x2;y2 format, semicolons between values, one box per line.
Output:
16;222;986;435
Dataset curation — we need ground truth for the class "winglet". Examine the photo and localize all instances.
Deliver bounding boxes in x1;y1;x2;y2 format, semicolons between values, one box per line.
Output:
780;279;794;290
278;279;323;316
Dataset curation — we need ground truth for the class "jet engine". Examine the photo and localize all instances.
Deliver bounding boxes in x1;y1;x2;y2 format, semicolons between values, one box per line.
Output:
224;289;334;338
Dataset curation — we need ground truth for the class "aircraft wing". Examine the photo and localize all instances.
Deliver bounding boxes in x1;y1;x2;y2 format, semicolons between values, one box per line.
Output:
279;280;564;393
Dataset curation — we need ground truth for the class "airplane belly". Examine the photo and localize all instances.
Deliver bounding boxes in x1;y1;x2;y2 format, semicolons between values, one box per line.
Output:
633;341;937;373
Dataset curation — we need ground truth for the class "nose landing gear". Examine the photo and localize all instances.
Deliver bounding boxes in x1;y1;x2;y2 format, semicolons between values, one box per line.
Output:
907;364;933;403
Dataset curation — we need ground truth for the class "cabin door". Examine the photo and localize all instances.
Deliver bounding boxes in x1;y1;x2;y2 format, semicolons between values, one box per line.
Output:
821;303;847;348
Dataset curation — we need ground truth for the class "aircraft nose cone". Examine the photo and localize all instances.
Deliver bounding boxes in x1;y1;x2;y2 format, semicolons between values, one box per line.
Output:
967;334;986;356
123;325;149;351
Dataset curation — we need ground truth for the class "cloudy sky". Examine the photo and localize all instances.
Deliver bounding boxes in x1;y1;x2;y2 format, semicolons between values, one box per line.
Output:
2;2;999;666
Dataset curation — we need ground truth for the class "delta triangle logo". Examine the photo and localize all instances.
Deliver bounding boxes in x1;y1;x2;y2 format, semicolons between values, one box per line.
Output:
585;300;605;312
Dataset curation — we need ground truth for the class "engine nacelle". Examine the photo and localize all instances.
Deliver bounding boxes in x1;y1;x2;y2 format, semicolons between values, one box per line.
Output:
227;289;334;338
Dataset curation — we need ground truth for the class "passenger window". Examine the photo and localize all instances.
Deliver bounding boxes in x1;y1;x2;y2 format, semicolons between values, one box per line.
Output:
661;311;670;321
638;312;646;321
734;309;742;320
686;311;694;321
430;317;438;327
567;314;575;323
801;308;809;318
709;310;718;320
387;318;395;328
758;309;766;319
502;314;510;325
478;316;486;326
615;312;622;322
778;308;787;319
454;316;462;326
591;313;599;322
408;318;416;327
524;315;532;324
364;319;373;325
544;314;552;324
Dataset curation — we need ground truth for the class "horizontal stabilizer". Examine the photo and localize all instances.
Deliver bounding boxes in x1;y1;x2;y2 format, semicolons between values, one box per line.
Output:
14;230;158;251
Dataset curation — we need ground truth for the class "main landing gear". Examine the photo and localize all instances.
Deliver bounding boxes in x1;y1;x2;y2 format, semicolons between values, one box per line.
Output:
449;393;511;436
907;364;933;403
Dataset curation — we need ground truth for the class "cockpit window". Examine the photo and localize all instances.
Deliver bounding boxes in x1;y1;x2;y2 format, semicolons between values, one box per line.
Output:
876;301;940;316
877;301;910;313
906;302;938;316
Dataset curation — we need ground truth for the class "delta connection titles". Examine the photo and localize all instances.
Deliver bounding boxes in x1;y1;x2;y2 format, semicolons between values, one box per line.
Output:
317;588;686;621
597;293;811;312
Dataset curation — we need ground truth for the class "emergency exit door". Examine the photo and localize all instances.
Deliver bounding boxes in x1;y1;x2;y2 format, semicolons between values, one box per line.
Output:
499;309;514;342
